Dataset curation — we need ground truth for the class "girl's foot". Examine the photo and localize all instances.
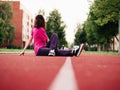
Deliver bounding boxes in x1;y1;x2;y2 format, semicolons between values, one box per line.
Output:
74;43;84;56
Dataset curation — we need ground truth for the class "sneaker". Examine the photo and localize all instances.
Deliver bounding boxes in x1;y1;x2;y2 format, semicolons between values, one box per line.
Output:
74;43;84;56
48;49;55;56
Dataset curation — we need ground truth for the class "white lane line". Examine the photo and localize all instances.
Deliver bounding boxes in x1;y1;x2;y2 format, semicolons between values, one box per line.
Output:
48;57;78;90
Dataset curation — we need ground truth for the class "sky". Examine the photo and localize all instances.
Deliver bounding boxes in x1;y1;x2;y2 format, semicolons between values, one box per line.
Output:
19;0;91;44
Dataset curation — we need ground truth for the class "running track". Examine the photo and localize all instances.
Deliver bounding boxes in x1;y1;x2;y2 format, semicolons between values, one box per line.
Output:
0;53;120;90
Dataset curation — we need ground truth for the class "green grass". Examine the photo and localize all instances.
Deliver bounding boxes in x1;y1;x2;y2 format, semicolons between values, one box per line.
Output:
85;51;120;55
0;48;120;55
0;48;33;53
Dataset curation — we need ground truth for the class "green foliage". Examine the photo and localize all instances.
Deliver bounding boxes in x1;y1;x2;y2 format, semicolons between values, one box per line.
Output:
83;0;119;51
84;18;98;45
0;16;7;46
0;2;15;47
74;24;87;45
91;0;120;26
46;9;67;48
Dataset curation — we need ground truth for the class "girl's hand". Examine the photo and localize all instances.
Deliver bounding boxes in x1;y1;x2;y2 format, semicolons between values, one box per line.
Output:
19;51;25;56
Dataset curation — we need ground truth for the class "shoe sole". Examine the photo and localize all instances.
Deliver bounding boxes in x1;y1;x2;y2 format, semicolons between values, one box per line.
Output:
48;52;55;56
48;53;55;56
77;44;84;56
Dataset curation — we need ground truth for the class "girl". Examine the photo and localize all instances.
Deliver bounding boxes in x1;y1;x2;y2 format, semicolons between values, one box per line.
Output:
19;15;84;56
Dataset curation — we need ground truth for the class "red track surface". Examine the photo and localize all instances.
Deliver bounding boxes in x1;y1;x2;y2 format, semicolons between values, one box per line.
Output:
0;53;66;90
0;53;120;90
72;54;120;90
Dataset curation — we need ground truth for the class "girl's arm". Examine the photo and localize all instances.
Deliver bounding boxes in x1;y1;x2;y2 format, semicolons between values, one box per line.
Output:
19;36;33;56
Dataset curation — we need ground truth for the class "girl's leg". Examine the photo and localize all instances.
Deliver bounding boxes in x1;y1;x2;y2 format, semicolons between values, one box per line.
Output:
36;47;51;56
37;48;73;56
47;33;73;56
56;49;73;56
46;33;58;49
56;43;84;56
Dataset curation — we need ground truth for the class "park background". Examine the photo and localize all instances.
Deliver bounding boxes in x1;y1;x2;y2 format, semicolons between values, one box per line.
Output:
0;1;120;90
0;0;120;53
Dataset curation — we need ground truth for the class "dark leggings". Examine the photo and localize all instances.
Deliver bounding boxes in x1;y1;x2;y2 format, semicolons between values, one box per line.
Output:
36;33;73;56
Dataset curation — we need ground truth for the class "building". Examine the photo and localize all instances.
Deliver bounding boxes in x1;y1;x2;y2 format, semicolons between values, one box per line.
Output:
1;0;34;48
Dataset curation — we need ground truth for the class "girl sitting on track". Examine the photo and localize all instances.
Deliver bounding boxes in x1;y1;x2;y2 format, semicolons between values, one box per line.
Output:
19;15;84;56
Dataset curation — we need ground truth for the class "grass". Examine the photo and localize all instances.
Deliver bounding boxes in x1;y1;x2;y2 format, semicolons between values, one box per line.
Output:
0;48;120;55
0;48;33;53
85;51;120;55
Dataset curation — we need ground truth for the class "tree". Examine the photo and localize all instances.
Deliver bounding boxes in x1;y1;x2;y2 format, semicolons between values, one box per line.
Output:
84;13;99;45
0;2;15;47
84;0;120;51
0;18;5;45
74;23;87;45
92;0;120;26
46;9;67;48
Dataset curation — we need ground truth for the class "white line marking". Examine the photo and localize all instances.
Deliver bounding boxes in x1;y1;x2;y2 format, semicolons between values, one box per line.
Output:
48;57;78;90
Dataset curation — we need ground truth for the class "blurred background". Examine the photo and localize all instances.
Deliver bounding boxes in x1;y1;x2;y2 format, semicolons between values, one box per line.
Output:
0;0;120;52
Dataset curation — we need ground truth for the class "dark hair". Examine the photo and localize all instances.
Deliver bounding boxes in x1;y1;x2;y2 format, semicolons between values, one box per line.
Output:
34;15;45;29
